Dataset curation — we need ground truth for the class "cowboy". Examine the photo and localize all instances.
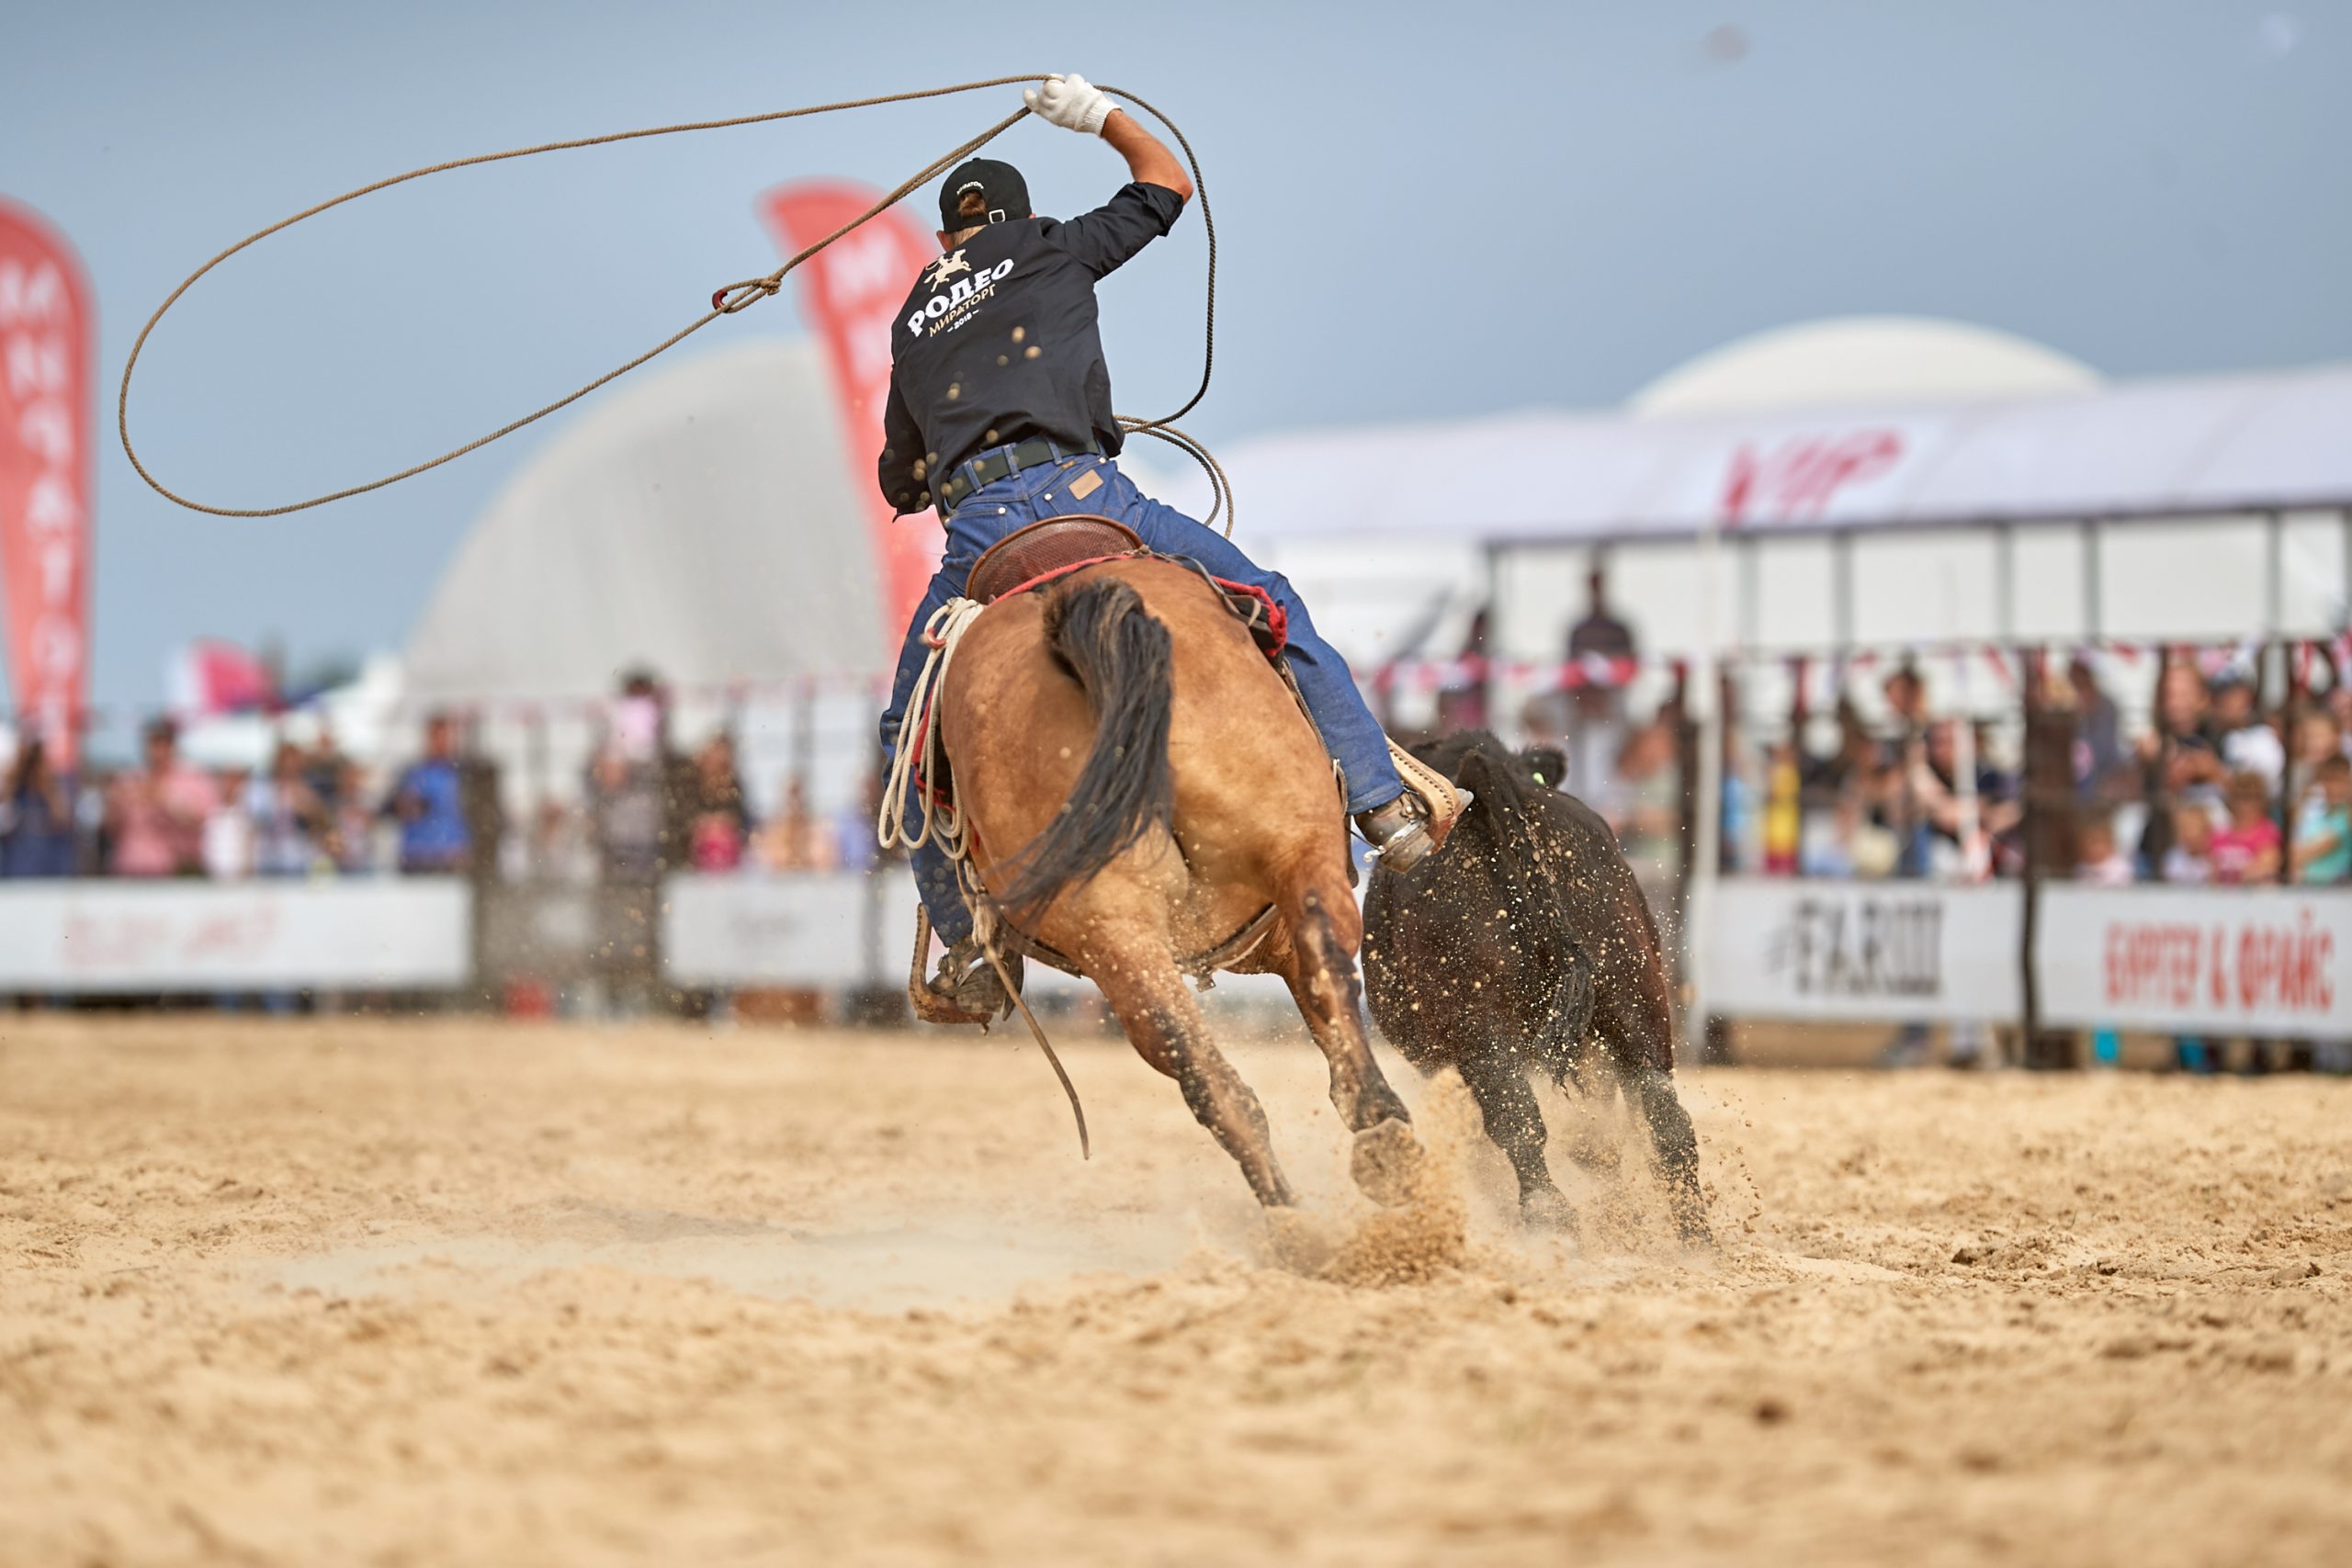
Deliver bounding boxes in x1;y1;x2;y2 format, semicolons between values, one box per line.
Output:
878;73;1444;1010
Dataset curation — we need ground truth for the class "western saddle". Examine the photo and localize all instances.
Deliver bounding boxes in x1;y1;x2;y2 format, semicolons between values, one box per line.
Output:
965;515;1144;604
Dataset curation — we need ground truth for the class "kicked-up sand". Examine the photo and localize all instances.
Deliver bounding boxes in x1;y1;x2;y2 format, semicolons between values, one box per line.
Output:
2;1014;2347;1566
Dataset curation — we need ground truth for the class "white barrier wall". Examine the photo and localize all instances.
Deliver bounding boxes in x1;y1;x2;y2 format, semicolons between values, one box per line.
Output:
0;873;2334;1037
1705;876;2352;1038
664;872;918;988
662;871;1292;1001
0;878;470;991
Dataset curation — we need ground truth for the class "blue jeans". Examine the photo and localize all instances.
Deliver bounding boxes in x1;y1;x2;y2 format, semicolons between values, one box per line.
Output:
882;448;1401;943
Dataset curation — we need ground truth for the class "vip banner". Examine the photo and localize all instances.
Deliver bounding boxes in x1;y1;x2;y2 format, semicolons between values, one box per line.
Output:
0;200;94;765
758;183;943;649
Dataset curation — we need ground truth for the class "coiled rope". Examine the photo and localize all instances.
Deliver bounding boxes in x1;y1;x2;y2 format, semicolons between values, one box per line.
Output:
876;595;986;857
118;74;1233;531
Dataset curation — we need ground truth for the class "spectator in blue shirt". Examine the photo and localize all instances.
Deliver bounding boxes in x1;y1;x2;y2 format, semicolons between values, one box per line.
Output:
0;739;78;878
386;714;470;874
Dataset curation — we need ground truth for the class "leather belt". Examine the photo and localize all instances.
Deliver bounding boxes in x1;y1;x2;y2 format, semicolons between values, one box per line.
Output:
937;436;1100;514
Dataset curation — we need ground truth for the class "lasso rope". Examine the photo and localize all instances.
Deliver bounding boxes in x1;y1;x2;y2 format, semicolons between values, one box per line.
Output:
876;595;986;856
118;74;1232;530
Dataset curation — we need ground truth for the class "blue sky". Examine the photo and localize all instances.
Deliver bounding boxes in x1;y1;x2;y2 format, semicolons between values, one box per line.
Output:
5;0;2346;709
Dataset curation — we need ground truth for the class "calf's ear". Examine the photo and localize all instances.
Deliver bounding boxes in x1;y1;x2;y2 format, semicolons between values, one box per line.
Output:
1521;746;1567;790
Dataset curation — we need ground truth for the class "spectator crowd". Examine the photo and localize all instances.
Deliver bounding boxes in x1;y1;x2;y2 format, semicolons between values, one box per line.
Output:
10;608;2347;904
0;712;503;883
1407;570;2352;1075
1719;654;2352;893
1421;569;2352;898
0;678;881;891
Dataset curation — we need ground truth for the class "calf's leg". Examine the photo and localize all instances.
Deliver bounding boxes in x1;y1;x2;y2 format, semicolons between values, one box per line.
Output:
1624;1065;1711;1247
1456;1048;1577;1234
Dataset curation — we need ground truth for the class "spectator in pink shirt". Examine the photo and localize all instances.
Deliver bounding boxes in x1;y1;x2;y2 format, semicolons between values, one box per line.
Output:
2209;770;2282;885
105;719;219;877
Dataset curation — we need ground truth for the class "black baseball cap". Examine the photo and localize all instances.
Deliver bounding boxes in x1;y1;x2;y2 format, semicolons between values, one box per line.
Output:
939;158;1030;230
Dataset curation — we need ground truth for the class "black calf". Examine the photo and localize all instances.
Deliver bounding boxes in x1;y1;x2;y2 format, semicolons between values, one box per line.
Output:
1363;730;1710;1245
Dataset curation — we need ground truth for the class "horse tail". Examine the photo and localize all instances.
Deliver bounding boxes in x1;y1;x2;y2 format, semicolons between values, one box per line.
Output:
993;573;1177;923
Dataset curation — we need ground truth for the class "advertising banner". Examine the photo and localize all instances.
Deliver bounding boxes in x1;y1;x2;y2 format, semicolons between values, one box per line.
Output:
0;199;94;765
1706;877;2352;1038
1703;877;2021;1023
0;879;470;991
2038;886;2350;1038
758;183;943;649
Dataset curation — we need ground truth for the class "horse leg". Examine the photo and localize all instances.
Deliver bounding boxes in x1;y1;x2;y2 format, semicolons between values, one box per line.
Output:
1277;881;1421;1206
1455;1047;1577;1234
1624;1065;1712;1248
1092;951;1296;1209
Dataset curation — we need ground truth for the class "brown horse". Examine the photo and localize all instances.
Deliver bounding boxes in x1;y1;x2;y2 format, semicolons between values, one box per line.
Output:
935;556;1420;1210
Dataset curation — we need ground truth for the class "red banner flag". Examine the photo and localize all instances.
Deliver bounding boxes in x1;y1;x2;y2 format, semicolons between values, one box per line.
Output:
0;199;94;767
758;182;944;653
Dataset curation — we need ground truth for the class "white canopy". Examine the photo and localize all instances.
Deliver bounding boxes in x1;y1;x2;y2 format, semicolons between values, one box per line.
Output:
405;337;884;700
1164;362;2352;546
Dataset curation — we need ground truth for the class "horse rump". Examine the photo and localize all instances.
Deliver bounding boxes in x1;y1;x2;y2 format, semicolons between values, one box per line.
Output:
991;573;1178;922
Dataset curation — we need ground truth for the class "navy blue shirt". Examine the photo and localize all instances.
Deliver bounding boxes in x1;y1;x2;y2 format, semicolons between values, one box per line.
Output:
877;181;1186;513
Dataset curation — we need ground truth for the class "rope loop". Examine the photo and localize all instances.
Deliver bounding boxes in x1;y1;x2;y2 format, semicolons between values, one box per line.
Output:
119;76;1223;524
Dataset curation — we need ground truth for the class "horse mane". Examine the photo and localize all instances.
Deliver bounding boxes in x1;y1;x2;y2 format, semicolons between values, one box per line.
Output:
990;574;1178;923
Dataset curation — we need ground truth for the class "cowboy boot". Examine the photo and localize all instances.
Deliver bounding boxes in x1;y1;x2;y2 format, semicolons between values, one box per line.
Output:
927;934;1022;1021
1356;738;1464;872
1356;795;1439;871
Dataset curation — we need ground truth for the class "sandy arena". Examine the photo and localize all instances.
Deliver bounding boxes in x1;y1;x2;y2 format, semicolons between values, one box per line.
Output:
3;1014;2348;1566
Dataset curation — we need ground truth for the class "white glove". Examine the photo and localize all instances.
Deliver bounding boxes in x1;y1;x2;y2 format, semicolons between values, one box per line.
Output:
1023;73;1115;136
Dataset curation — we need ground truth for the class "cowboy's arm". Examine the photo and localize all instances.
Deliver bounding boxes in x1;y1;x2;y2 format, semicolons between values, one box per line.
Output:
1101;111;1193;204
877;371;930;515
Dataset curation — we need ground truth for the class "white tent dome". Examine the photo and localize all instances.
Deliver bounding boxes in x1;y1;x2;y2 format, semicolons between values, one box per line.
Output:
405;337;886;701
1629;315;2100;416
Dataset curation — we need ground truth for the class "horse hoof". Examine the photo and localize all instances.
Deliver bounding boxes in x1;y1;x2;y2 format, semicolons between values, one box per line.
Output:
1350;1117;1425;1208
1521;1188;1581;1237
